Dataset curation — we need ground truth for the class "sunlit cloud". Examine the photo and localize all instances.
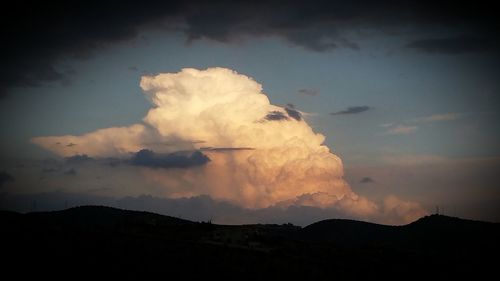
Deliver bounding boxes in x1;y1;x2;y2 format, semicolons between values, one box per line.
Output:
31;67;425;224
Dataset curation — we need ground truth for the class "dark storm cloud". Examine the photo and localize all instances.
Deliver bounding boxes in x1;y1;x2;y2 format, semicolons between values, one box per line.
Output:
48;150;210;169
105;158;123;168
131;149;210;169
0;171;14;187
2;0;498;97
1;0;183;97
406;35;500;54
331;106;371;116
360;177;375;184
200;147;255;152
66;154;94;164
285;107;302;121
265;111;289;121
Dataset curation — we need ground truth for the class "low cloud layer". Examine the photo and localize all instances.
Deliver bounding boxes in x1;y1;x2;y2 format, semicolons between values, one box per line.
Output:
0;192;425;226
31;67;425;223
131;149;210;169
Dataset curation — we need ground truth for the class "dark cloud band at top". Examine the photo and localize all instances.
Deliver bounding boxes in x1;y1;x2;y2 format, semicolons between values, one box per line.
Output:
0;0;183;97
2;0;499;97
406;35;500;54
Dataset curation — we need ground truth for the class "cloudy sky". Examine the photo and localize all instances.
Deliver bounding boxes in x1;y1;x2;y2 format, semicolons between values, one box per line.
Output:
1;0;499;225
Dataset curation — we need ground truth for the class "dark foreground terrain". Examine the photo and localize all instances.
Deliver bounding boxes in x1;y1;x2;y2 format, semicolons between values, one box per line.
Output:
1;206;498;280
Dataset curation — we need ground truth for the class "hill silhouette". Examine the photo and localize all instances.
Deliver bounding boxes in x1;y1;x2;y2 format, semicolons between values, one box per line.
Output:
1;206;498;280
302;214;499;248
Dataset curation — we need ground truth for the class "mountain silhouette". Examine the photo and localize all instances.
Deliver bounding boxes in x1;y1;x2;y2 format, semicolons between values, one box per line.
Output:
1;206;498;280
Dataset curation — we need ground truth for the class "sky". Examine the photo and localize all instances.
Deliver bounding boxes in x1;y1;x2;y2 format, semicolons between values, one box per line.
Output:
1;0;499;225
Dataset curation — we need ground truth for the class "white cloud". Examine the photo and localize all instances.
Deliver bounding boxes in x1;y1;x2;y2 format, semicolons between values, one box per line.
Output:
31;67;425;224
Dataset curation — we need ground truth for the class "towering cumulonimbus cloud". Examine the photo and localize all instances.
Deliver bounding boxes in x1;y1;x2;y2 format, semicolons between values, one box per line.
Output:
32;68;425;222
